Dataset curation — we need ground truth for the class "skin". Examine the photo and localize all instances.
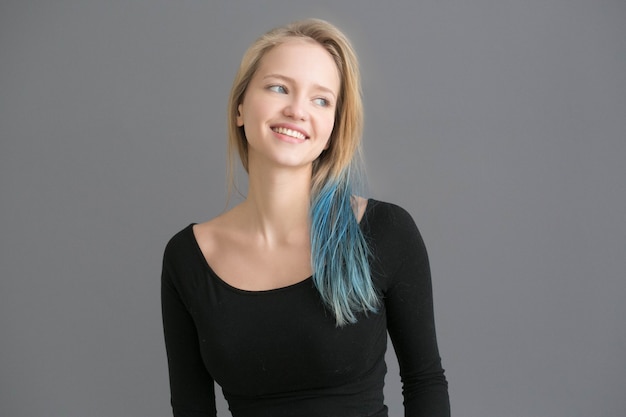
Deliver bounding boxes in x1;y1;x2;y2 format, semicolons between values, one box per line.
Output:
237;38;339;173
194;38;366;291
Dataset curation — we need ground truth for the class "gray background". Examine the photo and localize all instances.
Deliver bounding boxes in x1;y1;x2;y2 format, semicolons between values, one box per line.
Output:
1;1;624;416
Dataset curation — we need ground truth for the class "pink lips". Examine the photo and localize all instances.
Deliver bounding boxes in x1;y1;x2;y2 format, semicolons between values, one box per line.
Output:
270;123;310;142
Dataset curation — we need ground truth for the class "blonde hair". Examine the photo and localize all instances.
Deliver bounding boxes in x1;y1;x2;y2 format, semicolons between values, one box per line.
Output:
227;18;364;195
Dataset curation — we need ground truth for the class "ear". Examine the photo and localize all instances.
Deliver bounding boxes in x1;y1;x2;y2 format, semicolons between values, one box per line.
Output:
236;104;244;127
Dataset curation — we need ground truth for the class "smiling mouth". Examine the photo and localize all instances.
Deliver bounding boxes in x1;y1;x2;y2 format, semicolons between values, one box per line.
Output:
271;126;308;140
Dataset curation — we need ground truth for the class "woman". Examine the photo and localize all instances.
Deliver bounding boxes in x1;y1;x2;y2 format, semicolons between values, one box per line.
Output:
161;19;450;417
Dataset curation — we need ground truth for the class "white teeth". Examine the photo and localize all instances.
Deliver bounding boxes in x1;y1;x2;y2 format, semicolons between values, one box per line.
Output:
272;126;306;140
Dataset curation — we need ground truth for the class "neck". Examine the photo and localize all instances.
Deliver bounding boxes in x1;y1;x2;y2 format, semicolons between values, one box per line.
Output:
240;164;313;246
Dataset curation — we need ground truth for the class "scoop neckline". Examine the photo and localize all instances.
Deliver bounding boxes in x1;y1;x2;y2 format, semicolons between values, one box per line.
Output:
188;198;374;294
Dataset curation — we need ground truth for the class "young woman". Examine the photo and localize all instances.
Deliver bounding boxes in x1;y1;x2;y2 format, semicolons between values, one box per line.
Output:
161;19;450;417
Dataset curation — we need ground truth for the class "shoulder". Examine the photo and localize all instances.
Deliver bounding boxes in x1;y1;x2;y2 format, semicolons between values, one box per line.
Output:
162;223;207;281
163;224;196;259
363;199;427;262
364;199;420;234
363;200;431;292
165;204;240;260
161;224;199;291
190;207;243;266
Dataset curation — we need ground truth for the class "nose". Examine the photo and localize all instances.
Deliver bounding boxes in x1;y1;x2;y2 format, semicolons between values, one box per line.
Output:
283;97;309;121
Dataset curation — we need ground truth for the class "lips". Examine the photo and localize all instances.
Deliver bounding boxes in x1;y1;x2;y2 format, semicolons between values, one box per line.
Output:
271;125;309;140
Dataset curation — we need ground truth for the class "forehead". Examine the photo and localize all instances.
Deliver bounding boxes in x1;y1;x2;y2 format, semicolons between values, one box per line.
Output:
254;38;341;93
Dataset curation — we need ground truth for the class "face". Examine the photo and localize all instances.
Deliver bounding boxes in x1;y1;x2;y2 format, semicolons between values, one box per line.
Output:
237;38;341;172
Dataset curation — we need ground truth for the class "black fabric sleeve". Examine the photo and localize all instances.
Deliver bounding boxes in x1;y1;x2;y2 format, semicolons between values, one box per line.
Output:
161;237;217;417
382;206;450;417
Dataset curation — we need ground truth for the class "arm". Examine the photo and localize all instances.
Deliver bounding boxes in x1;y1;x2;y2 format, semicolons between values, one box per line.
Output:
384;208;450;417
162;241;217;417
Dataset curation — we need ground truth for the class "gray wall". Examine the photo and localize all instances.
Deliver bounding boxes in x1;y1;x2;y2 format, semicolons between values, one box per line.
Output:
1;1;624;416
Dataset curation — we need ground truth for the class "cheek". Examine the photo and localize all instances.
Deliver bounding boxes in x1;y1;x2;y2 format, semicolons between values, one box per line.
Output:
322;114;336;139
323;136;331;150
318;109;335;131
319;120;335;150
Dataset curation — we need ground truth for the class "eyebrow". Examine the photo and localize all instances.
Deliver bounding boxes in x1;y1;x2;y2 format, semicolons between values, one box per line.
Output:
262;74;337;99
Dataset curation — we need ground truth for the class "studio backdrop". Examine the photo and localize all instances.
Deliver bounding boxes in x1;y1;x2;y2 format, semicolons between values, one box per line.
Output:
1;1;625;416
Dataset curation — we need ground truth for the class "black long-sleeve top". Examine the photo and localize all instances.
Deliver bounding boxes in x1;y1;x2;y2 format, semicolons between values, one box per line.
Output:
161;199;450;417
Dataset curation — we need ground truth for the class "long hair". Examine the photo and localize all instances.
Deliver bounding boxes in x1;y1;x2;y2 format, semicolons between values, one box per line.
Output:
227;19;379;326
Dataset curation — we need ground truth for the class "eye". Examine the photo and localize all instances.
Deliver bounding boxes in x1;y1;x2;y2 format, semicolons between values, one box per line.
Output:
313;97;331;107
268;84;287;94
